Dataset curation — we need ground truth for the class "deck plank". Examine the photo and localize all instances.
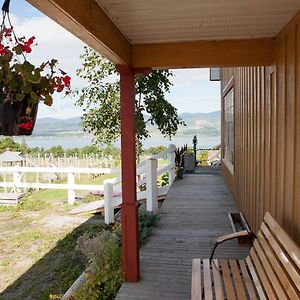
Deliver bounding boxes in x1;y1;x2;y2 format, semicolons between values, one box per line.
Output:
116;171;250;300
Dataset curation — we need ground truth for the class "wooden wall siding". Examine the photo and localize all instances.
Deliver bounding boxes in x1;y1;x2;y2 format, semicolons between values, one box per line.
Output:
221;11;300;244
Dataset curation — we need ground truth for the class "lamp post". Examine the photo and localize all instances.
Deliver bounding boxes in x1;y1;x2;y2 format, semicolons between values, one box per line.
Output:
193;135;197;164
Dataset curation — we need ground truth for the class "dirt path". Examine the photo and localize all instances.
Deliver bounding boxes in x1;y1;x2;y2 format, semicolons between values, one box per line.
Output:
0;192;105;300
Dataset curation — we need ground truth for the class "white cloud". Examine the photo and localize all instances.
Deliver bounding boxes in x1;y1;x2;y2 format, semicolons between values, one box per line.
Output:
167;95;221;113
7;14;220;118
171;68;210;87
10;14;87;118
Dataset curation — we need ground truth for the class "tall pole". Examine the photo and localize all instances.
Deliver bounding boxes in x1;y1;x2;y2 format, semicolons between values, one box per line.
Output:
117;65;140;282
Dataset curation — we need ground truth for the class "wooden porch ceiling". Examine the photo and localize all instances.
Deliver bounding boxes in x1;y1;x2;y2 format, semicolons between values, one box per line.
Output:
26;0;299;68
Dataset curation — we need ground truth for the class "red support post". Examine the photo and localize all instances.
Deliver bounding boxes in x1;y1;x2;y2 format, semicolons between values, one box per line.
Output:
116;65;140;282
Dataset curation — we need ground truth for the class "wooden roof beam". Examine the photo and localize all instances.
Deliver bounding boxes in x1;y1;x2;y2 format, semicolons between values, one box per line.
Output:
26;0;132;65
132;38;275;69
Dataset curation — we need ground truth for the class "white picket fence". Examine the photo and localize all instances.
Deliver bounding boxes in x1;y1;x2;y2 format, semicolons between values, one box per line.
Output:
0;144;176;223
0;166;117;204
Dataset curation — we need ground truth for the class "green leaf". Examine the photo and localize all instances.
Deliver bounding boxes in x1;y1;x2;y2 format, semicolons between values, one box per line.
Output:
27;68;41;83
21;84;32;94
15;93;25;101
13;45;23;55
44;94;53;106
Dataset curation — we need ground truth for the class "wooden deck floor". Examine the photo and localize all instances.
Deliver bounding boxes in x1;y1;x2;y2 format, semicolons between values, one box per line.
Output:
116;171;250;300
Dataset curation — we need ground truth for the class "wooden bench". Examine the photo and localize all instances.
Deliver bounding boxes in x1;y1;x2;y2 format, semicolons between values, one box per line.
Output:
191;212;300;299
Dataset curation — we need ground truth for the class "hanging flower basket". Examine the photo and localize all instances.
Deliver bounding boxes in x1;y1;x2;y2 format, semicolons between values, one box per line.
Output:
0;0;71;136
0;92;38;135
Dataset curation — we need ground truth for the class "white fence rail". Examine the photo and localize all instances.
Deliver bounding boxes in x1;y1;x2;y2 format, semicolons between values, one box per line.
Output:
0;144;177;223
0;166;117;204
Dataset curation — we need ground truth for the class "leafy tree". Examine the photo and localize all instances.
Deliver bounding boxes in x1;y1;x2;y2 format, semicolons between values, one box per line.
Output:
74;47;185;147
46;145;64;157
143;146;168;156
0;137;21;152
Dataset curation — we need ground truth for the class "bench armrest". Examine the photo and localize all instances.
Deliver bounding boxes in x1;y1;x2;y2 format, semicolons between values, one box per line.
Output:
216;230;250;243
209;230;253;262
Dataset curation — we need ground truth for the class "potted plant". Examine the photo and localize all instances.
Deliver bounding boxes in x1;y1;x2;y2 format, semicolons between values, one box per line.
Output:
0;1;70;136
175;145;187;179
183;147;196;173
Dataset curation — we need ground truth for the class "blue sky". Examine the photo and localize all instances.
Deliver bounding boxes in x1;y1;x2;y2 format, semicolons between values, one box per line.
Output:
11;1;221;119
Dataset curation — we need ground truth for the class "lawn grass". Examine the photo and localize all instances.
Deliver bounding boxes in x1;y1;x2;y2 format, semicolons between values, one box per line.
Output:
1;222;108;300
0;173;117;299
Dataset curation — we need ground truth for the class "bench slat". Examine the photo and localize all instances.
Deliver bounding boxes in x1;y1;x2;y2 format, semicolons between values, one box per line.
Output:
203;259;213;300
261;222;300;293
239;260;258;300
191;213;300;300
220;259;236;300
192;259;202;300
264;212;300;271
257;231;300;299
245;256;267;300
253;239;288;300
212;259;224;300
229;260;247;300
250;249;277;299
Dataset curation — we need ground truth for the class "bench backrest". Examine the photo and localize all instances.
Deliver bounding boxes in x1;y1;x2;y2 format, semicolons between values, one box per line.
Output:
248;212;300;299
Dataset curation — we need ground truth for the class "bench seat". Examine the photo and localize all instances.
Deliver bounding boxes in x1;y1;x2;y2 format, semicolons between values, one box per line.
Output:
191;212;300;300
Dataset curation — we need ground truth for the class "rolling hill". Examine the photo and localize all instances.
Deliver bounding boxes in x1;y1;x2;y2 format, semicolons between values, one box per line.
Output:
33;111;220;137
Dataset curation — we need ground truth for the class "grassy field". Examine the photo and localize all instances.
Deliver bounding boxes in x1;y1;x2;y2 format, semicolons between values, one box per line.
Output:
0;173;116;300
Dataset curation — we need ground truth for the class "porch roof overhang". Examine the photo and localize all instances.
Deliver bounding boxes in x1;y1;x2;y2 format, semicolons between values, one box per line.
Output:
26;0;300;69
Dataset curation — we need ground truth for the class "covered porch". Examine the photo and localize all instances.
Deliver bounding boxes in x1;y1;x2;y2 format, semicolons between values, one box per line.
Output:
26;0;300;291
117;170;250;299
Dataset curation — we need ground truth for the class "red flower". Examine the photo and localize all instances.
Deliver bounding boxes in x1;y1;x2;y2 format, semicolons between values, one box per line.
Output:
63;75;71;87
0;44;8;55
18;117;34;131
56;85;64;93
27;36;35;45
18;121;34;131
19;36;35;53
19;43;31;53
3;27;13;37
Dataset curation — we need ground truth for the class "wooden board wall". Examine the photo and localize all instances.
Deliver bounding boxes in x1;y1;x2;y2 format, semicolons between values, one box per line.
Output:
221;11;300;244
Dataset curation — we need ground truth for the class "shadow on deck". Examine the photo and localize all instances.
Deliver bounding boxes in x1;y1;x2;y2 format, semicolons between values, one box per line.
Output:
117;169;250;300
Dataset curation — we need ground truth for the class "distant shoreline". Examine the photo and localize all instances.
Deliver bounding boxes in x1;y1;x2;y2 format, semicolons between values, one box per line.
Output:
14;134;221;149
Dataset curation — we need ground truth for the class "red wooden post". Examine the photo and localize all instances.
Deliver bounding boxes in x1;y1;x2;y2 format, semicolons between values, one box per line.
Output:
116;65;140;282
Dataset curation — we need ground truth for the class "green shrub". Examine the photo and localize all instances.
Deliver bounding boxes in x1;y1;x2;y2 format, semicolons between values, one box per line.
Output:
71;211;159;299
139;211;160;244
160;172;169;187
197;150;208;166
73;230;123;300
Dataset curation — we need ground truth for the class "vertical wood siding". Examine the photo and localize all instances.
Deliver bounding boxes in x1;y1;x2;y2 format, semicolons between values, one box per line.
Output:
221;12;300;244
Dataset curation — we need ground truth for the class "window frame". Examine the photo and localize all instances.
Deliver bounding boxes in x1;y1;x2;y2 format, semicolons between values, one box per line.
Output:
222;76;235;174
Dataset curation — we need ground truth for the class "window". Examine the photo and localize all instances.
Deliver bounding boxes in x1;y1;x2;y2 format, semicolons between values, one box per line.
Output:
223;79;234;173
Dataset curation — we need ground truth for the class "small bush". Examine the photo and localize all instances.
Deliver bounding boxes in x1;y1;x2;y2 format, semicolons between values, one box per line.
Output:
160;172;169;187
71;212;160;299
139;211;160;244
73;230;123;300
197;150;208;166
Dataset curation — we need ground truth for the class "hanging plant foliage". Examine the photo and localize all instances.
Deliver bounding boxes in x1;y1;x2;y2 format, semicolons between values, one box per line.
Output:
0;0;71;136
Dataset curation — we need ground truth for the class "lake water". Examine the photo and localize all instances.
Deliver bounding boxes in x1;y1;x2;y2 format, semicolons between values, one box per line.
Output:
15;135;220;149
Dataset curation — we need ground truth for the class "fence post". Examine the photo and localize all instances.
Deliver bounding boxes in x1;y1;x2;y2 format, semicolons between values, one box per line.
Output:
104;179;114;224
168;144;176;184
67;170;75;205
13;170;21;193
3;170;7;193
146;158;158;214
